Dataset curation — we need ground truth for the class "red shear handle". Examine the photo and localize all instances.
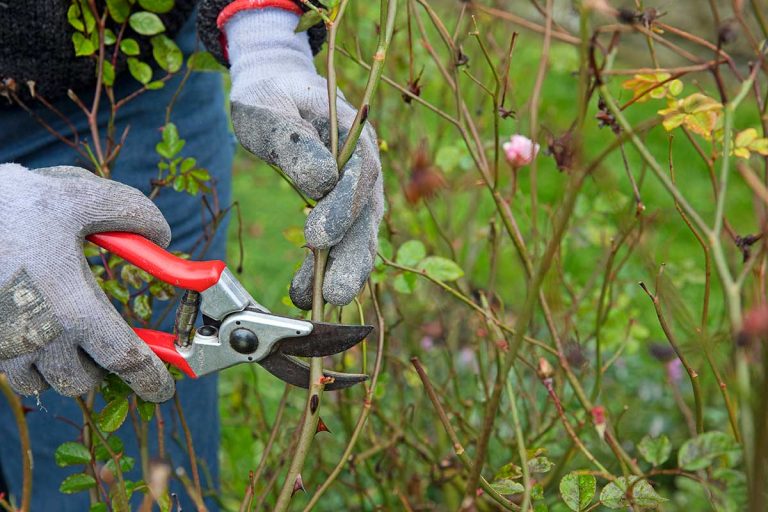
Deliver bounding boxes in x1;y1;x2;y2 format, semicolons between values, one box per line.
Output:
87;232;227;292
134;328;197;379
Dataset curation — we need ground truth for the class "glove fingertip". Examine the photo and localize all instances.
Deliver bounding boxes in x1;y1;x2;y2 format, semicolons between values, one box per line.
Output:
130;365;175;403
289;255;314;310
322;263;368;307
112;187;172;249
289;285;313;311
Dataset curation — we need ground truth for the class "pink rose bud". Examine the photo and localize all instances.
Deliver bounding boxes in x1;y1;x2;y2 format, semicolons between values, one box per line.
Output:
503;134;540;167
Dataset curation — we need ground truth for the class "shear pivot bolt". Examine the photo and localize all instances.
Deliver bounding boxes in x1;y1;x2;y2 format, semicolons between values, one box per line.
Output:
230;328;259;354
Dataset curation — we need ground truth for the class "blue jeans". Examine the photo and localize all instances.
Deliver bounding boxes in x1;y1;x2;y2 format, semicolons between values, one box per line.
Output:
0;15;233;511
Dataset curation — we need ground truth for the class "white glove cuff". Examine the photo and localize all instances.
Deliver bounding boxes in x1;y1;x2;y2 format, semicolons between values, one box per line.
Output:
225;9;317;103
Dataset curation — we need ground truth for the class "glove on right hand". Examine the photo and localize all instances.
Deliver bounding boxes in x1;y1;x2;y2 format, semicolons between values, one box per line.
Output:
0;164;175;402
225;9;384;310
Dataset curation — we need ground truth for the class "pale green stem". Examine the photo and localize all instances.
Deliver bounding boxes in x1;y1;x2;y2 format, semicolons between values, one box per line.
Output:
506;379;531;511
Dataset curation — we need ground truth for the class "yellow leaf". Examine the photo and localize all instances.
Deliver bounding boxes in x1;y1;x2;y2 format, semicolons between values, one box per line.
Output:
657;93;722;140
622;72;677;103
733;147;751;159
685;111;719;140
735;128;758;147
662;113;686;131
682;93;722;115
748;138;768;156
668;79;683;97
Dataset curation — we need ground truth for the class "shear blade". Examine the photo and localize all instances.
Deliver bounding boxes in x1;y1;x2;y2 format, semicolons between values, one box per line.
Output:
277;322;373;357
259;352;368;391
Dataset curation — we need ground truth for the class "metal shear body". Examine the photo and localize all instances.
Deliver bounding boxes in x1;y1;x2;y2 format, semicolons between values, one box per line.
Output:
87;232;370;390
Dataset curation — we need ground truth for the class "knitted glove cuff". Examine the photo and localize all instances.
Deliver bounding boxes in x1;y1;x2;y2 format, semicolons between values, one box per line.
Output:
197;0;327;66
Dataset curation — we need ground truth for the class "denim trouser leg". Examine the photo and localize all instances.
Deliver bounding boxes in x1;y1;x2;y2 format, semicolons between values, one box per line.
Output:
0;16;233;511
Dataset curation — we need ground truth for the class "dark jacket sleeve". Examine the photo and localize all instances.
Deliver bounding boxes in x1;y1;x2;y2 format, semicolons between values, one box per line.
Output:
0;0;197;101
197;0;327;66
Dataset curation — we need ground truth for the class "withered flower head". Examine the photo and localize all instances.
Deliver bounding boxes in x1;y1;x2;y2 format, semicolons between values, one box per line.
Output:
741;304;768;340
405;139;447;204
547;130;577;172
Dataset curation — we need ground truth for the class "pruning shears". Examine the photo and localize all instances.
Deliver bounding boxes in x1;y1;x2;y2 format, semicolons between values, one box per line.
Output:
86;232;370;390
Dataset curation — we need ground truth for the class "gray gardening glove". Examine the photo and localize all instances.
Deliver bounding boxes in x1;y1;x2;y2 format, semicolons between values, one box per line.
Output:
225;8;384;309
0;163;175;402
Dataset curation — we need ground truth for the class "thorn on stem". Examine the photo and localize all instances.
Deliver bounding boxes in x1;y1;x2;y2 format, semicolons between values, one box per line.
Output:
292;474;306;496
316;417;331;434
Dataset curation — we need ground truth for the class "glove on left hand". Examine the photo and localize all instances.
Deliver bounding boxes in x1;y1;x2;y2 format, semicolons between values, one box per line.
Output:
225;9;384;309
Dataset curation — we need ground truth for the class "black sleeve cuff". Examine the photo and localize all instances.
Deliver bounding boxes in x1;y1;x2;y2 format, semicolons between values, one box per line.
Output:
197;0;327;66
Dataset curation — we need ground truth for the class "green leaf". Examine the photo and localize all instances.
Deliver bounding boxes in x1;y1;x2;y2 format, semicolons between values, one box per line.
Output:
187;51;227;72
678;431;741;471
55;442;91;467
638;435;671;466
392;273;417;294
133;294;152;322
493;462;523;481
156;123;185;158
105;455;135;474
102;60;115;86
180;157;196;174
120;38;140;56
189;168;211;182
129;11;165;35
96;398;130;433
150;34;182;73
90;503;108;512
67;4;85;31
72;32;96;56
527;456;554;474
172;175;188;192
102;279;129;304
60;473;97;494
106;0;131;23
559;472;596;512
600;477;667;509
714;468;748;511
295;10;323;33
137;397;155;421
146;80;166;90
84;241;103;258
95;435;124;462
121;264;143;288
80;2;97;33
396;240;426;267
490;479;524;495
185;177;200;195
139;0;175;13
101;374;132;401
127;57;152;84
104;29;117;45
417;256;464;281
149;280;174;300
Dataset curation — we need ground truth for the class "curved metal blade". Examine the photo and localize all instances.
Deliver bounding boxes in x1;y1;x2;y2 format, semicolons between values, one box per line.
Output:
259;352;369;391
277;322;373;357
